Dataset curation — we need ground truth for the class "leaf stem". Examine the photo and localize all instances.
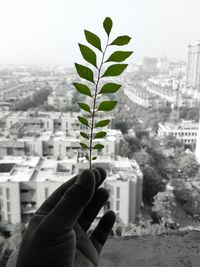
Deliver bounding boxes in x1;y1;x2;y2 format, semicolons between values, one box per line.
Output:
89;37;109;169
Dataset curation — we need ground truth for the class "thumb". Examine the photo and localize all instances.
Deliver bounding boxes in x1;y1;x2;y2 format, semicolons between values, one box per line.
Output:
39;169;96;235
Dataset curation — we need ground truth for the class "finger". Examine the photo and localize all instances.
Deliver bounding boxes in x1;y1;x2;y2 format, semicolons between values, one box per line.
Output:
39;169;96;234
90;210;116;254
36;175;77;215
78;188;109;231
36;167;105;216
94;167;107;186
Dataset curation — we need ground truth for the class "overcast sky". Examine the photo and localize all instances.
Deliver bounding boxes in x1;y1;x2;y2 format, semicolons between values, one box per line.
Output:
0;0;200;66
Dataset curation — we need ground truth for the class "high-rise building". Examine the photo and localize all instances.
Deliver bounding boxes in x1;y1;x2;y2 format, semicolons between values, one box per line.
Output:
195;117;200;163
186;41;200;92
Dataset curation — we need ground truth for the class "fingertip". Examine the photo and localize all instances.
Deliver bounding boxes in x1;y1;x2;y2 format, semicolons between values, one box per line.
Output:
94;167;107;185
99;210;116;232
77;169;96;191
91;168;101;186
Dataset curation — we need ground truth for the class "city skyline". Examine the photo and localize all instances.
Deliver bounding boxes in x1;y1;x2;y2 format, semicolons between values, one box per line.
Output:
0;0;200;66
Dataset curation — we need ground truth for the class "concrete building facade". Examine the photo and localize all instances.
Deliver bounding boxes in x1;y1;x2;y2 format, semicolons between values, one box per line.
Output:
186;41;200;92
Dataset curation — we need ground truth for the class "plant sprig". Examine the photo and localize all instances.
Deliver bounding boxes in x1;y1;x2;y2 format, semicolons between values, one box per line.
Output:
73;17;133;169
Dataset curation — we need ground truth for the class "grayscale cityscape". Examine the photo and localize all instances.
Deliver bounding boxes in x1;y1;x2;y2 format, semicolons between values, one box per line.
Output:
0;1;200;266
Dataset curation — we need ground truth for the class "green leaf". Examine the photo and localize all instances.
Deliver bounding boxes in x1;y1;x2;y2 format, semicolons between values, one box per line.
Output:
85;155;90;160
103;17;113;36
102;64;128;77
73;83;92;97
75;63;94;83
92;156;97;160
110;35;131;46
94;131;107;139
95;119;110;127
78;116;90;127
98;101;117;111
99;83;121;94
80;142;89;149
84;30;102;52
78;102;91;113
106;51;133;62
93;144;104;150
80;131;89;140
78;44;97;67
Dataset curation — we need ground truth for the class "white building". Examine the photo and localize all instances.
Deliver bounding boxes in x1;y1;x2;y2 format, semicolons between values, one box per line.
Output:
0;156;143;225
158;120;199;145
195;118;200;162
186;41;200;93
48;91;72;110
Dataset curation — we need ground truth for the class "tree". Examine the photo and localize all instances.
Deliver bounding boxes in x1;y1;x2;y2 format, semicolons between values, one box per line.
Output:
114;121;128;134
178;154;199;179
173;179;200;217
142;166;166;205
152;190;177;223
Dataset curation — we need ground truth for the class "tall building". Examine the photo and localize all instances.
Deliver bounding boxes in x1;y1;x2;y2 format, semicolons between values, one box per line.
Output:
142;57;158;76
186;41;200;92
195;117;200;162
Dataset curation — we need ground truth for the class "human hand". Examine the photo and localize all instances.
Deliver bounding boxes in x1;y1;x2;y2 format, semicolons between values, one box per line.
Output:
15;168;115;267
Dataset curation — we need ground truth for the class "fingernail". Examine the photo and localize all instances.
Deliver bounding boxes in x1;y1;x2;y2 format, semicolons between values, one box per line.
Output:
77;169;94;189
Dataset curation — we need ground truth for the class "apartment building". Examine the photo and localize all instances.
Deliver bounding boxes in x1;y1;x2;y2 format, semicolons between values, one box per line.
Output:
0;156;143;225
195;118;200;162
186;41;200;93
124;86;164;109
158;120;199;145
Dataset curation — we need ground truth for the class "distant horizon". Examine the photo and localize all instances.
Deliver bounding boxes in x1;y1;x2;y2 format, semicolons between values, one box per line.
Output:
0;56;187;69
0;0;199;66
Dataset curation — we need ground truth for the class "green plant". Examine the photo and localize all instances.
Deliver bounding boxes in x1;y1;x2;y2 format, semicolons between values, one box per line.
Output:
73;17;133;168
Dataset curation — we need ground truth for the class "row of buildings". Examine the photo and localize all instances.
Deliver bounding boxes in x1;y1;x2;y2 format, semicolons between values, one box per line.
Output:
0;109;143;226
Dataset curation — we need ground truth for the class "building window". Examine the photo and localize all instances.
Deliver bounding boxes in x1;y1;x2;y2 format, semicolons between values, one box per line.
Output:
7;202;11;212
6;188;10;200
116;200;120;211
7;214;11;223
116;187;120;199
45;188;49;199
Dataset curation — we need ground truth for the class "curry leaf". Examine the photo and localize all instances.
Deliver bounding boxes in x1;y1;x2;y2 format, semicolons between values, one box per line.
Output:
99;83;121;94
102;64;128;77
78;116;90;127
110;35;131;46
80;142;89;149
75;63;94;83
95;119;110;128
78;102;91;113
80;132;89;140
94;131;107;139
73;83;92;97
98;101;117;111
103;17;113;36
84;30;102;52
78;44;97;67
93;144;104;150
106;51;133;62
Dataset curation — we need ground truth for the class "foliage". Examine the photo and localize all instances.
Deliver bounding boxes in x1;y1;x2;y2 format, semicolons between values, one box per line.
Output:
178;154;199;179
15;88;51;111
152;190;177;223
114;121;128;134
74;17;133;168
142;166;166;205
173;179;200;217
179;107;199;122
163;135;183;149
